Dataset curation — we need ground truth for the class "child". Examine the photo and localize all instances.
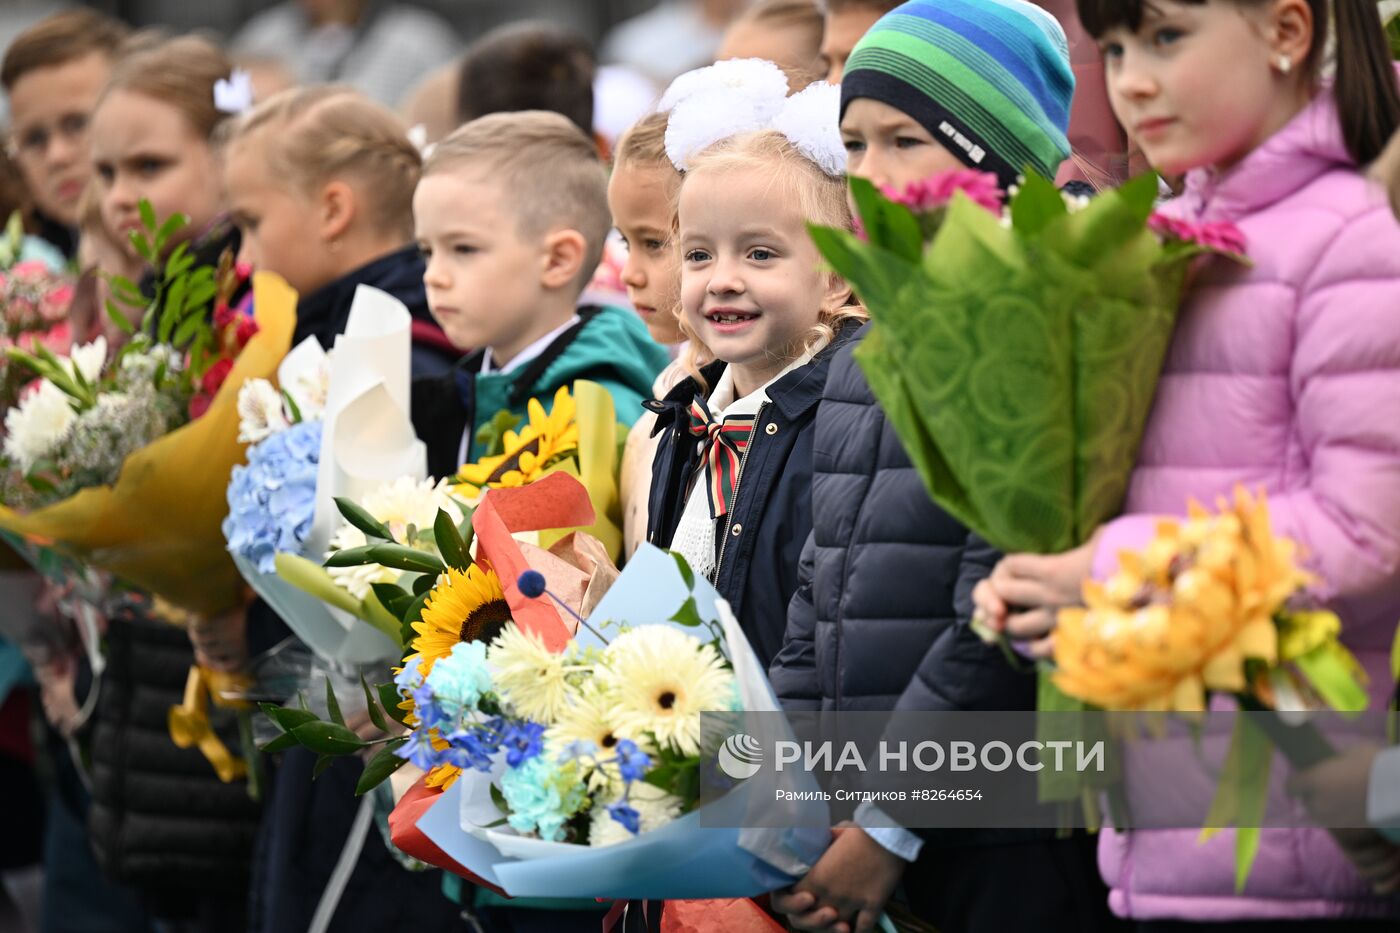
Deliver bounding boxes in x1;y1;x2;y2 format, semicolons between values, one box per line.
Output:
718;0;826;85
410;110;669;479
1;9;130;257
973;0;1400;926
219;85;456;375
645;100;866;670
455;22;596;141
611;110;691;558
767;4;1118;933
816;0;901;82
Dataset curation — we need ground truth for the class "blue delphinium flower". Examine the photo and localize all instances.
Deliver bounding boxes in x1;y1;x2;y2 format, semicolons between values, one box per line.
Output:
443;727;498;772
503;721;545;768
396;727;440;771
223;420;322;573
613;739;651;783
606;802;641;835
500;756;586;842
394;657;423;695
557;739;598;764
424;641;493;715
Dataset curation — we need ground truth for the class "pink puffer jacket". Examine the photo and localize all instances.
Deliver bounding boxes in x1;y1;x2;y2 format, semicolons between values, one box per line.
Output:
1090;89;1400;920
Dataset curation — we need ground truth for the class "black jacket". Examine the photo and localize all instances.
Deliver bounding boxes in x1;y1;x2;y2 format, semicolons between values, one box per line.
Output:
768;323;1033;712
644;322;859;670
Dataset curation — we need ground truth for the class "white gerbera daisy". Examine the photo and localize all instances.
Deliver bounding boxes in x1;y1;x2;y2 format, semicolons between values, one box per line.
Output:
546;685;649;793
236;378;289;443
588;782;683;847
4;380;76;473
489;622;574;723
326;476;463;599
600;626;735;757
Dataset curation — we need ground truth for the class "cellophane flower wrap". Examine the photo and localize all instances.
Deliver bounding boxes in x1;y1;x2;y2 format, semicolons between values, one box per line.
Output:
0;269;295;615
809;170;1244;555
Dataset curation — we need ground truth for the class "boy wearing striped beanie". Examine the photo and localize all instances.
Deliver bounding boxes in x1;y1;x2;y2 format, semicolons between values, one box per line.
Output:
839;0;1074;190
771;3;1119;933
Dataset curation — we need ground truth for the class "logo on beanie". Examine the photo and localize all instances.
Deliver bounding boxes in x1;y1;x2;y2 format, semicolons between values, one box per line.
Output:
939;121;986;165
718;733;764;780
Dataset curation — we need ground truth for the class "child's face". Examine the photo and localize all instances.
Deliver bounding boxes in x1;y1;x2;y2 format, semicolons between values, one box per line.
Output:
678;165;843;394
820;7;886;83
91;90;222;257
414;167;554;361
718;21;821;80
224;137;329;297
607;162;683;345
1098;0;1309;176
6;51;111;228
841;98;966;195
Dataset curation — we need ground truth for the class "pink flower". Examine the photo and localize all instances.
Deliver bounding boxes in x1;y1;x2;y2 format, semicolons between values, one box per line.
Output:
234;316;259;348
234;261;253;281
881;169;1004;215
188;392;212;420
213;303;236;330
1148;213;1247;256
9;260;49;282
39;283;74;321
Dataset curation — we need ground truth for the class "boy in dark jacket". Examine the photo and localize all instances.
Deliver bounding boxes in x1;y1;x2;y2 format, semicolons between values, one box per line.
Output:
410;110;667;479
769;4;1120;932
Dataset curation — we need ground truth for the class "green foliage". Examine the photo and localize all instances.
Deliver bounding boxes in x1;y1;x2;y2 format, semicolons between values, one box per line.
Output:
476;408;522;458
257;675;411;792
334;497;394;541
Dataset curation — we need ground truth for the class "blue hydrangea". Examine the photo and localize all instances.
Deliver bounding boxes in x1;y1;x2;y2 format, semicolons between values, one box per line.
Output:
223;420;322;573
499;755;586;842
424;641;493;715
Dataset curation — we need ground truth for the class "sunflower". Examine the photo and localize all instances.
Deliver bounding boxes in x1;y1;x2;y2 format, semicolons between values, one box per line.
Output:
601;626;735;757
454;385;580;495
489;622;575;722
410;564;513;670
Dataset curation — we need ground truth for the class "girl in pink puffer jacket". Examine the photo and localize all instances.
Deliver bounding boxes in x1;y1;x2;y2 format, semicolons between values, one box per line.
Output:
972;0;1400;927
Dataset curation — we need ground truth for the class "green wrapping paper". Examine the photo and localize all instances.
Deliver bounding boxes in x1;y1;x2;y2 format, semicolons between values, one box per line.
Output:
810;172;1198;555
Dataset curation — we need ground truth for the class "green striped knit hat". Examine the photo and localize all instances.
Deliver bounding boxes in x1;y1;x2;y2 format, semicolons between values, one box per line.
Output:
841;0;1074;188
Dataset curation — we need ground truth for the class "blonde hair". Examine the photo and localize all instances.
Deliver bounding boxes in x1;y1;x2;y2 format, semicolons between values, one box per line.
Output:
102;35;234;141
613;110;673;172
424;110;611;292
218;86;421;239
677;130;865;388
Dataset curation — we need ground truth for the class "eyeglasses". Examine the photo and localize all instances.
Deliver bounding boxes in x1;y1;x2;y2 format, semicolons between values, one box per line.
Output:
8;112;89;160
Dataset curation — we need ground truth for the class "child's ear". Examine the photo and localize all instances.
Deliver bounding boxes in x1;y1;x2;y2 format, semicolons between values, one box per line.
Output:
318;180;356;245
539;228;587;291
1267;0;1313;70
821;272;854;315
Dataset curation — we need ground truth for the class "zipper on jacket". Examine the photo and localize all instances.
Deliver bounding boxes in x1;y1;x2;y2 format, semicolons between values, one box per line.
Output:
713;401;767;583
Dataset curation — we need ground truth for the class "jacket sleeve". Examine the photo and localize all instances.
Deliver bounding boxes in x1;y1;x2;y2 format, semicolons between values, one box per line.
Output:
769;530;822;711
1096;207;1400;642
893;531;1033;713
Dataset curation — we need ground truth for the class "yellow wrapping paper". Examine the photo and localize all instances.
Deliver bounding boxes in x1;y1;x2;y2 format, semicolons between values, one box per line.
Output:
0;272;297;616
538;379;627;560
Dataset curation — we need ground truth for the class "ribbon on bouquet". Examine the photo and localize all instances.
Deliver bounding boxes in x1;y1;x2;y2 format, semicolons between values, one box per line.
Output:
167;665;253;784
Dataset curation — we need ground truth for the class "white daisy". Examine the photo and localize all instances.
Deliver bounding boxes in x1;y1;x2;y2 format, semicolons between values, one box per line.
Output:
4;380;77;473
600;626;735;757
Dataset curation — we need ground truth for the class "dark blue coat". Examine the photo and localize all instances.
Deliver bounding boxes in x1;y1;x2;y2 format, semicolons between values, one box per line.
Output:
768;323;1034;713
645;323;859;670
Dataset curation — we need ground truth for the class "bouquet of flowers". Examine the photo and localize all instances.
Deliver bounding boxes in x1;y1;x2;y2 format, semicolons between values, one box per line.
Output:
0;210;75;414
0;204;294;614
1052;486;1369;889
809;169;1245;555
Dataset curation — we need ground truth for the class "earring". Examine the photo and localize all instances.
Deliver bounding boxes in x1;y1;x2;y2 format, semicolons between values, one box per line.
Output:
1275;55;1292;75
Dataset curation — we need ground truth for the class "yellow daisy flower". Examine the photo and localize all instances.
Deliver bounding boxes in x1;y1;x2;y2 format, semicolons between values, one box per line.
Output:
410;564;513;669
453;385;580;495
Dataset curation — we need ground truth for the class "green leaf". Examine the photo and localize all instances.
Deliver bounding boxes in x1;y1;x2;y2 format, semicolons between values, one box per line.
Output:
848;174;923;263
274;553;365;616
281;388;303;424
489;782;510;815
361;675;391;732
401;592;431;647
257;702;320;734
1009;171;1067;238
413;573;436;596
669;596;703;627
1200;714;1272;893
369;582;413;618
335;497;394;540
324;676;346;727
1294;646;1369;715
172;310;207;349
290;721;365;756
103;299;137;336
361;590;407;646
259;732;301;754
324;545;382;568
313;754;336;780
475;408;522;458
138;200;157;237
155;212;186;250
364;544;446;576
670;552;695;590
377;682;411;726
356;740;410;795
434;508;471;571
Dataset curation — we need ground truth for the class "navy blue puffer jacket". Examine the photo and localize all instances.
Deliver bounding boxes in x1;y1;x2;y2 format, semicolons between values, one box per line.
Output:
768;323;1034;712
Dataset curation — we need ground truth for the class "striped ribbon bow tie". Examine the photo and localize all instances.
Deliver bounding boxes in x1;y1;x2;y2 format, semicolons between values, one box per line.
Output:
687;399;756;520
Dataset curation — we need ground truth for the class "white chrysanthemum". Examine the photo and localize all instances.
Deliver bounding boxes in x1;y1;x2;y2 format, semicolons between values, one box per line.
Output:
65;336;107;384
286;360;329;421
770;81;845;177
489;622;574;722
326;476;462;599
588;782;683;847
3;380;76;473
658;58;789;115
600;626;735;757
237;378;290;444
664;90;774;172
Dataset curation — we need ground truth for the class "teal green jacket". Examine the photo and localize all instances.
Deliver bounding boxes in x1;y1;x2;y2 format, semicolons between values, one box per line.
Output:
412;304;669;476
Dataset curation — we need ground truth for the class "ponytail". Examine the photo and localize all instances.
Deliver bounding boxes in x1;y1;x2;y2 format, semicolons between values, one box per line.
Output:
1330;0;1400;166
